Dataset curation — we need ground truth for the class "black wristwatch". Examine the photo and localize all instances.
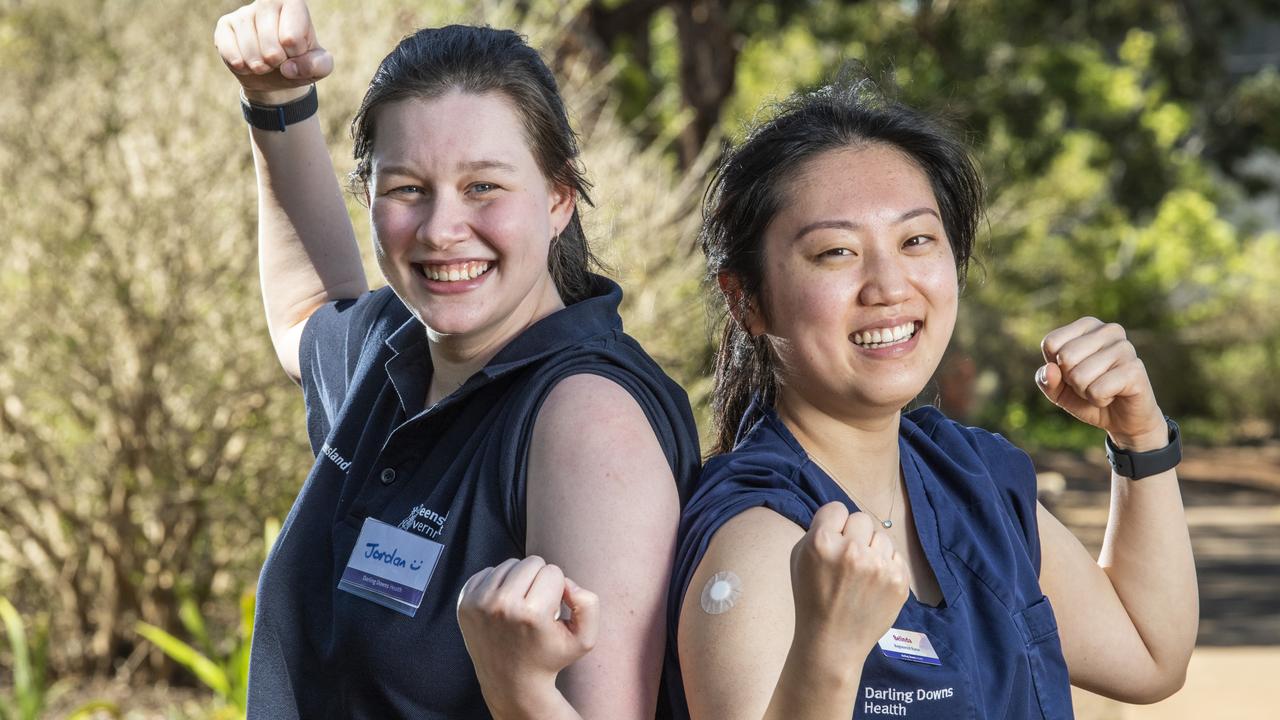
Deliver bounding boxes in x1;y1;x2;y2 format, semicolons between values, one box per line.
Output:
1105;417;1181;479
240;84;318;132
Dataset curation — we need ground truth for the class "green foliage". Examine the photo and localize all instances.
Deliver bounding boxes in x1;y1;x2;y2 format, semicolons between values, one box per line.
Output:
661;0;1280;447
0;597;120;720
136;589;256;718
0;596;47;720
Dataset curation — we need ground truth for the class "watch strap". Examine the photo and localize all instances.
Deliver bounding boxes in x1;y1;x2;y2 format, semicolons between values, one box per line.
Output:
1105;417;1181;479
240;85;318;132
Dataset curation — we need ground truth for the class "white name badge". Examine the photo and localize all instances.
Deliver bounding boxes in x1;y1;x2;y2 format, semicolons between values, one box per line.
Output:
877;627;942;666
337;518;444;617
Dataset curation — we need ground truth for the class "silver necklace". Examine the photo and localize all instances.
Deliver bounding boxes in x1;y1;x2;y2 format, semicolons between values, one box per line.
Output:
809;455;897;529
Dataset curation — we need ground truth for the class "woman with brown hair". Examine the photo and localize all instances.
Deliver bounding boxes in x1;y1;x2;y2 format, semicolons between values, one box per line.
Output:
214;1;699;716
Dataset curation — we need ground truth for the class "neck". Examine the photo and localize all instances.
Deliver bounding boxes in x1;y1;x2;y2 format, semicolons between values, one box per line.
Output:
775;387;902;507
424;282;565;406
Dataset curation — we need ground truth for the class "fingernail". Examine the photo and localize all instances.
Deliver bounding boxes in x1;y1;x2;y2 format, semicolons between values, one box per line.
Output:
1036;365;1047;386
281;61;297;77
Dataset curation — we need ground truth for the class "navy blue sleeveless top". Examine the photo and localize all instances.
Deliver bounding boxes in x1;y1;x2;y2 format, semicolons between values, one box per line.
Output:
662;401;1073;719
248;275;701;718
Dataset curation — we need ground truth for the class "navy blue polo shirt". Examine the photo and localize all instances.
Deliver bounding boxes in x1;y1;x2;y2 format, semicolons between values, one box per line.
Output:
663;401;1073;719
247;275;700;718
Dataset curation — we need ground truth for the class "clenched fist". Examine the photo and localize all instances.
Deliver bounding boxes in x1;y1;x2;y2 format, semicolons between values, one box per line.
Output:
790;502;910;655
214;0;333;103
1038;317;1168;451
457;556;599;714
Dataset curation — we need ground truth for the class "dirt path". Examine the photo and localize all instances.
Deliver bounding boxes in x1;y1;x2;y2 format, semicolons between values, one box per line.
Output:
1035;444;1280;717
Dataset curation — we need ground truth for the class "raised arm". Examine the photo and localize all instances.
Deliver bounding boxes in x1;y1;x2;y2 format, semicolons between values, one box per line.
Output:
214;0;368;381
1034;317;1198;703
678;503;909;720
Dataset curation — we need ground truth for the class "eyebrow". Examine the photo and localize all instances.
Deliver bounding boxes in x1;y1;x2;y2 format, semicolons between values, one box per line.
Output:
374;159;520;177
794;207;941;241
462;159;519;172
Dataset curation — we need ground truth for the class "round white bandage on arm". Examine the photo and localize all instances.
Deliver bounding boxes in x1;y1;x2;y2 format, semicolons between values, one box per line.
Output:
700;571;743;615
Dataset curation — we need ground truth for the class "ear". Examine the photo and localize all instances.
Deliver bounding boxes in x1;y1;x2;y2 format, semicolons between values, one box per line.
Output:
548;182;576;236
717;272;765;336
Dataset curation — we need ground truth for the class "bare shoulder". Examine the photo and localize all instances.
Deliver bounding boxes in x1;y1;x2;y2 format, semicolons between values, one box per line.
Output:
524;368;675;509
679;507;803;634
530;372;669;481
537;372;653;434
678;507;804;720
526;373;678;718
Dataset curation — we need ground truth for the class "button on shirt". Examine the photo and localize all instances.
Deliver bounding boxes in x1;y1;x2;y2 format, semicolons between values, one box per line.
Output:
247;275;701;719
663;401;1073;719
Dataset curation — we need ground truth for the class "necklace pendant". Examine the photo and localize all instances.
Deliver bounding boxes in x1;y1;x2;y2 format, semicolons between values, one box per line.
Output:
881;519;893;529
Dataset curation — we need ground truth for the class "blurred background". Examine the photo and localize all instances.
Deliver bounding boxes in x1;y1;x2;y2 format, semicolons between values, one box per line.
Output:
1;0;1277;717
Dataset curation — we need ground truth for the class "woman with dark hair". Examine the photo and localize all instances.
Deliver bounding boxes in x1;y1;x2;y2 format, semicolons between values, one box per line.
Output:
213;1;699;717
663;77;1197;718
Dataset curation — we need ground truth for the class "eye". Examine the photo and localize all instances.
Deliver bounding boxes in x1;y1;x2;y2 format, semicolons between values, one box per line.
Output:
904;235;935;248
820;247;855;258
468;182;498;195
386;185;425;196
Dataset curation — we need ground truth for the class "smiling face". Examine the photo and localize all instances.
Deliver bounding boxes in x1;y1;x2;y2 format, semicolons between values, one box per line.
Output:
750;143;959;420
369;91;573;351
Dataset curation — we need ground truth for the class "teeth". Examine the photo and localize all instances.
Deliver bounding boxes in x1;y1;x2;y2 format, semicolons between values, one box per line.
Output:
423;261;491;282
852;322;917;348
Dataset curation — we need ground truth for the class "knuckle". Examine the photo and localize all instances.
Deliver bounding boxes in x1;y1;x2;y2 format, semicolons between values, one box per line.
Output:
809;528;835;556
493;597;524;622
840;539;863;565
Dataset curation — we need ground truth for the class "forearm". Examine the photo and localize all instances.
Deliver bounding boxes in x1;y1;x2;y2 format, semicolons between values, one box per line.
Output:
247;87;367;343
763;632;864;720
1098;465;1198;685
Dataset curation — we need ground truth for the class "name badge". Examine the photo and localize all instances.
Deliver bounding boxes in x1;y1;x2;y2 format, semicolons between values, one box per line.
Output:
877;627;942;666
338;518;443;617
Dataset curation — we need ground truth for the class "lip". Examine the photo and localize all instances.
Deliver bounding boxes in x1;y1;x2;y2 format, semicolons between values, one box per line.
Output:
410;260;494;295
849;320;922;358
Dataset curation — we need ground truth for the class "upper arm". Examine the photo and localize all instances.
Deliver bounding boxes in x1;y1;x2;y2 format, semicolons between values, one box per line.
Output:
525;373;680;720
271;280;368;384
276;316;310;383
678;507;803;720
1036;502;1165;701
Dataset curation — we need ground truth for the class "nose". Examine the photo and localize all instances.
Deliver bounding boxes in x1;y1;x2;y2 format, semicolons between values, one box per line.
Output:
858;245;911;307
416;192;470;250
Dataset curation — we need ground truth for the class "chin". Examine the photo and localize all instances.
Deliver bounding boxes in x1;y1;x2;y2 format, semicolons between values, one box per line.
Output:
415;312;488;337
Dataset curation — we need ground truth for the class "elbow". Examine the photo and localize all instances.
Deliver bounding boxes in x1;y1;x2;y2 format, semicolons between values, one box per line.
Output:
1124;663;1189;704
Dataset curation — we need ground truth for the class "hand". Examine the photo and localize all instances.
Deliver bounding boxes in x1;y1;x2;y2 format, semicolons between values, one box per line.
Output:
1038;317;1167;450
789;503;909;655
457;556;599;716
213;0;333;103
